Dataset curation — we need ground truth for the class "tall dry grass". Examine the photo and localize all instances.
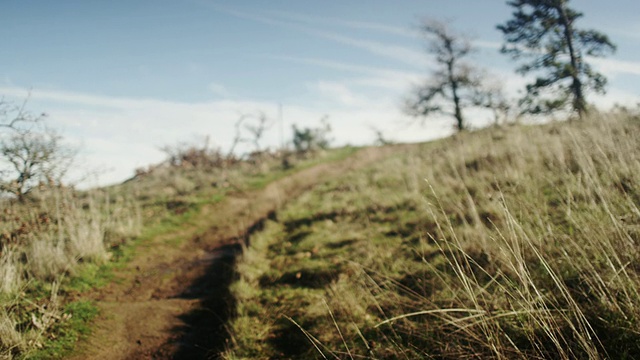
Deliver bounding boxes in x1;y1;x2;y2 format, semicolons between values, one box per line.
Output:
0;187;141;357
224;111;640;359
0;280;63;359
377;112;640;358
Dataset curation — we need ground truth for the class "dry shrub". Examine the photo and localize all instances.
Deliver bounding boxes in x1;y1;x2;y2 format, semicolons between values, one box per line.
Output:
0;248;22;295
27;235;71;280
64;199;108;264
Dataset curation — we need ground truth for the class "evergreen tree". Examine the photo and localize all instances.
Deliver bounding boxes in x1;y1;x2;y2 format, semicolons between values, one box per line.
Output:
498;0;616;118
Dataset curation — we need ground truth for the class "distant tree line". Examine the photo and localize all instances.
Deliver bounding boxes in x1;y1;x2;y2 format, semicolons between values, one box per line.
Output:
407;0;617;130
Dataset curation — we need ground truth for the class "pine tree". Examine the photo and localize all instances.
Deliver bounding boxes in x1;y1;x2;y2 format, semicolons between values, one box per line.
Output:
498;0;616;118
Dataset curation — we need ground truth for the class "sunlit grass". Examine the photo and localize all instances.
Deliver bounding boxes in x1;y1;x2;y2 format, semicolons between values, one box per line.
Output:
0;146;356;358
224;112;640;359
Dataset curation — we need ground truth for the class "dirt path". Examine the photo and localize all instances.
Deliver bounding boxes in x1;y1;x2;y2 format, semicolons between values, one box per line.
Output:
69;146;401;360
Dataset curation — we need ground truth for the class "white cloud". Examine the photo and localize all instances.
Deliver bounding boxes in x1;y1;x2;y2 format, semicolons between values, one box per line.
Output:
474;40;502;50
590;57;640;77
1;85;449;187
269;55;420;77
311;31;427;68
269;55;424;92
309;81;371;107
203;5;428;69
592;87;640;109
264;9;421;38
350;76;415;92
0;85;164;109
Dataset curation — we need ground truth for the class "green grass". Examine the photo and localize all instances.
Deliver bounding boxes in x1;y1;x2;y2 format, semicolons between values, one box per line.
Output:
244;146;358;189
224;113;640;359
0;146;360;359
65;264;115;293
26;301;99;360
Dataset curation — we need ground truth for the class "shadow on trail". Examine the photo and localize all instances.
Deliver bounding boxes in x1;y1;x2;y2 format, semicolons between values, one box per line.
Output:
158;211;275;360
170;242;240;359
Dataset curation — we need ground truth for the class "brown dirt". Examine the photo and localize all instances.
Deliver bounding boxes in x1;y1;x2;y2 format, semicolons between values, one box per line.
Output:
68;146;402;360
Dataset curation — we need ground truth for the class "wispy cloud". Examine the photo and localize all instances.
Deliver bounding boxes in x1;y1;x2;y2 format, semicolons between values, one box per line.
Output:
269;55;424;91
309;81;371;107
312;32;427;68
1;85;447;186
264;10;420;38
0;85;158;109
590;57;640;77
592;87;640;109
195;3;428;68
474;40;502;51
213;7;501;67
265;9;505;54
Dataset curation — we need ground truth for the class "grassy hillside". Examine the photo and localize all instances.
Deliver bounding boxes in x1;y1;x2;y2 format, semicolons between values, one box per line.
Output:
0;147;355;359
224;112;640;359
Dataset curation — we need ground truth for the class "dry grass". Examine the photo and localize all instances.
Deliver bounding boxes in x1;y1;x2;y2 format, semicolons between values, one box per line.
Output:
0;145;355;358
0;249;22;295
0;281;63;359
224;111;640;359
0;188;141;358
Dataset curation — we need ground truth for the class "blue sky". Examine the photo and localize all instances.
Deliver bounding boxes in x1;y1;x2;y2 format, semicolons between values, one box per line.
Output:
2;0;639;186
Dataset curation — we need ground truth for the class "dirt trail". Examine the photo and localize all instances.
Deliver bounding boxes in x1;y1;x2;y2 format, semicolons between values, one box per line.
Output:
69;146;401;360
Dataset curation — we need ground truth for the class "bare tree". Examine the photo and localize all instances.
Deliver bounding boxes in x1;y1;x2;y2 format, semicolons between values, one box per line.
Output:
405;19;487;132
472;78;515;125
159;111;274;171
0;127;75;200
226;115;246;161
369;125;394;146
243;112;272;153
0;97;44;132
0;98;75;200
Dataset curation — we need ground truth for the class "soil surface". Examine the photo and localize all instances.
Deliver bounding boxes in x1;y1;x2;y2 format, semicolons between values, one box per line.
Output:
69;146;400;360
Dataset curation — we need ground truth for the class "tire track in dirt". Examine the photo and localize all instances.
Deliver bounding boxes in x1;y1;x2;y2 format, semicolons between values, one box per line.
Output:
69;145;405;360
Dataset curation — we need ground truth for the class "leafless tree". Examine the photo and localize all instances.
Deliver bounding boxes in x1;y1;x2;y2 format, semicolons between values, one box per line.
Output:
226;114;248;161
0;97;45;132
1;98;76;200
160;112;274;171
405;19;488;132
243;112;272;153
369;125;394;146
1;127;75;200
472;78;515;125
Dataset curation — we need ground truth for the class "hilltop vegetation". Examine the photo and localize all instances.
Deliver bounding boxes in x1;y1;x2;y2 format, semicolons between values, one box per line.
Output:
2;106;638;359
223;111;640;359
0;1;631;359
0;128;351;359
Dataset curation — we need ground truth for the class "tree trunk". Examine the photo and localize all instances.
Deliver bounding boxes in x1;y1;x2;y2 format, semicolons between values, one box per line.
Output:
447;61;465;131
453;87;464;131
558;1;587;119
